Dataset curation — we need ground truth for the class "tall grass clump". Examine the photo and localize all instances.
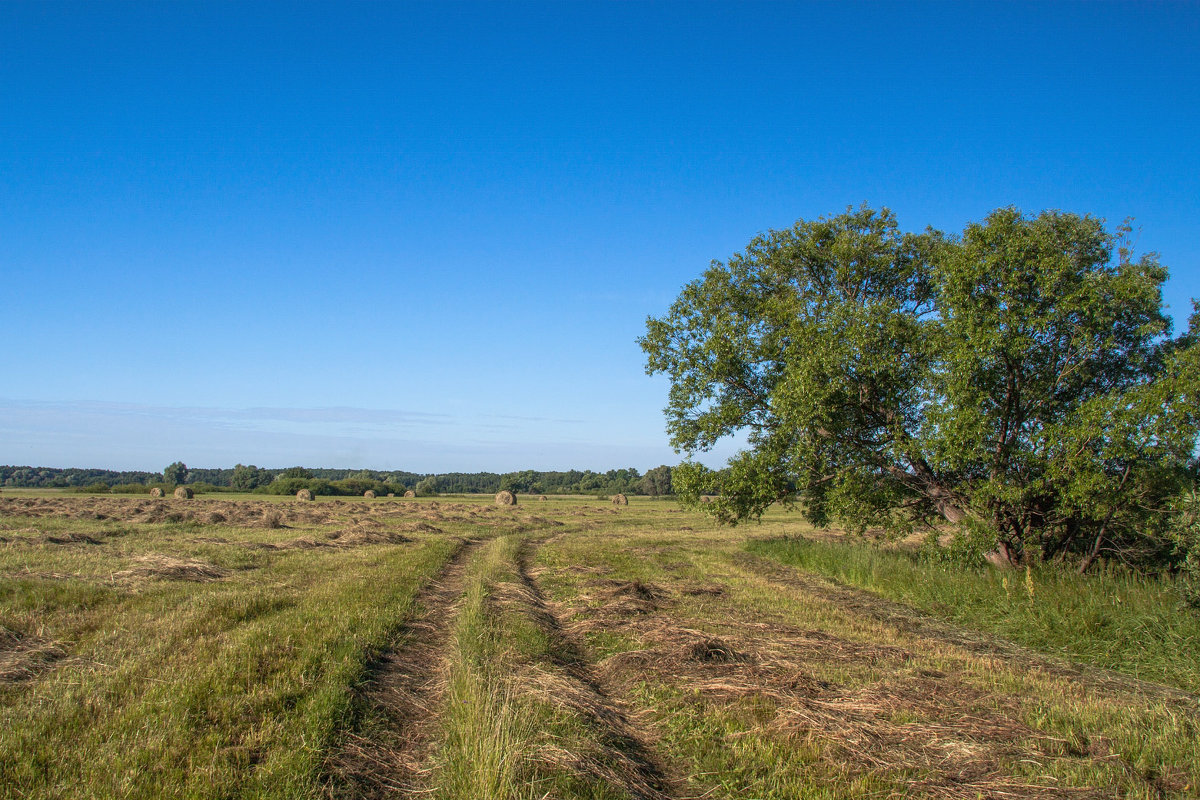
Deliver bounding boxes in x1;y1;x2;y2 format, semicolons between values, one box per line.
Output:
747;535;1200;694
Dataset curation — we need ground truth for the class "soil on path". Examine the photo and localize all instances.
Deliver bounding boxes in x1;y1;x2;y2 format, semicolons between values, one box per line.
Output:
324;537;483;799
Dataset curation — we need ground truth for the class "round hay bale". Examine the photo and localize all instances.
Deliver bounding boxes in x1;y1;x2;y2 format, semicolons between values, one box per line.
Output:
611;493;628;506
538;495;548;501
149;487;164;498
387;492;395;498
296;489;314;501
494;490;517;506
363;490;376;499
173;486;194;500
404;490;415;498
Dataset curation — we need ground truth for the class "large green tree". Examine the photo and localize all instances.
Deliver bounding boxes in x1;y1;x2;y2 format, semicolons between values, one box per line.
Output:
163;461;188;486
231;463;271;490
641;206;1199;569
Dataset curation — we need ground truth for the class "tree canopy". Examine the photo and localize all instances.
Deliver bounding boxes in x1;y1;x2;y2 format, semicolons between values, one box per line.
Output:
163;461;188;486
641;206;1200;570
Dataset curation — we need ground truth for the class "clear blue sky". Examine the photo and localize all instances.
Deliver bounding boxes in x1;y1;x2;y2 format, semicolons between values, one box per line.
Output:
2;1;1197;473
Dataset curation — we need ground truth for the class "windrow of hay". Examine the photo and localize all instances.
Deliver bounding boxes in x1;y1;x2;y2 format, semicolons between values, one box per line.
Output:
173;486;193;499
495;490;517;506
0;626;67;683
327;528;413;546
112;554;228;583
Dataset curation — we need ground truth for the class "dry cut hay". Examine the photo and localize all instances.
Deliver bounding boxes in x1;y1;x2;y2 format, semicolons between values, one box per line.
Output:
611;493;628;506
495;490;518;506
173;486;194;499
113;554;228;582
296;489;314;501
403;490;415;498
363;490;376;499
149;487;164;498
1;626;67;683
327;528;414;546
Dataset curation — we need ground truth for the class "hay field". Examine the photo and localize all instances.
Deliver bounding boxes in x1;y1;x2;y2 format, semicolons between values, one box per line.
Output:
1;494;1196;799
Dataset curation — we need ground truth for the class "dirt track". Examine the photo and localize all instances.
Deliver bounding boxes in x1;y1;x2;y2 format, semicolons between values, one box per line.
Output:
325;537;483;798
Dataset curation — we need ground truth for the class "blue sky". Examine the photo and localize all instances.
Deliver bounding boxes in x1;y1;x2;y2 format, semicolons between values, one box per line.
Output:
1;1;1197;473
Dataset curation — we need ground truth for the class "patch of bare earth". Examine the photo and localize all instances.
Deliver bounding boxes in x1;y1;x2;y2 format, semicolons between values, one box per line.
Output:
323;537;482;799
514;539;678;800
551;557;1169;799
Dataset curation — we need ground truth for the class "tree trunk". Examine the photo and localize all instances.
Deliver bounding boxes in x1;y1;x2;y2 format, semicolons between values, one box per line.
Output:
985;539;1019;569
1077;529;1105;574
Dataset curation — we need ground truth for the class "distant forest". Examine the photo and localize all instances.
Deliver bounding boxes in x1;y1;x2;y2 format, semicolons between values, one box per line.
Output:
0;464;675;497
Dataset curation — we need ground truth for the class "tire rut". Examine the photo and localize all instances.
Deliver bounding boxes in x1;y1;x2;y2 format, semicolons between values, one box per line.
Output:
325;536;484;799
514;535;681;800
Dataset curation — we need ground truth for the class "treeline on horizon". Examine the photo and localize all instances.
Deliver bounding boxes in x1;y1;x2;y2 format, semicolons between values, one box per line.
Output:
0;463;675;498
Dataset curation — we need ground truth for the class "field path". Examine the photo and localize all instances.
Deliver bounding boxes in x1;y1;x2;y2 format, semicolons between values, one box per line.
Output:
326;536;484;799
516;536;681;800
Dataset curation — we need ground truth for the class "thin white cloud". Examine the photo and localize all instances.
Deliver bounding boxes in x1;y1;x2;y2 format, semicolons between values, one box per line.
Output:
0;398;726;472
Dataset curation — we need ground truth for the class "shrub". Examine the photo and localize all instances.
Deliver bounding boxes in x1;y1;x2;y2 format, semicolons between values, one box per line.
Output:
69;482;111;494
1170;488;1200;608
921;519;1001;569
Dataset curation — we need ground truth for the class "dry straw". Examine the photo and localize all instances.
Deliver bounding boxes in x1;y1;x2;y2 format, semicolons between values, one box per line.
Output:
495;490;517;506
173;486;193;500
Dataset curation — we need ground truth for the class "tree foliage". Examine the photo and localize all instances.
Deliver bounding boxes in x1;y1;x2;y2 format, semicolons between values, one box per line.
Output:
163;461;188;486
641;206;1200;569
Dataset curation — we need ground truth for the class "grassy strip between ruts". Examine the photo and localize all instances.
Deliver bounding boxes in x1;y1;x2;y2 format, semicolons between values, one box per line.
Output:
431;533;666;800
745;534;1200;695
0;512;459;800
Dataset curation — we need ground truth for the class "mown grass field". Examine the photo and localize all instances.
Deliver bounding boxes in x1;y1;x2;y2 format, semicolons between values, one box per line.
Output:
1;492;1197;799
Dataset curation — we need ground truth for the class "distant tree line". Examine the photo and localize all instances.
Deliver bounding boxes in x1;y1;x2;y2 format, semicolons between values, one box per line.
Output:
0;466;160;488
0;463;675;497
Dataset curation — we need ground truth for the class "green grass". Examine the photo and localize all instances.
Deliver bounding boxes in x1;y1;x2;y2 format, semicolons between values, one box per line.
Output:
746;534;1200;694
4;496;1199;799
0;506;460;799
432;534;642;800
